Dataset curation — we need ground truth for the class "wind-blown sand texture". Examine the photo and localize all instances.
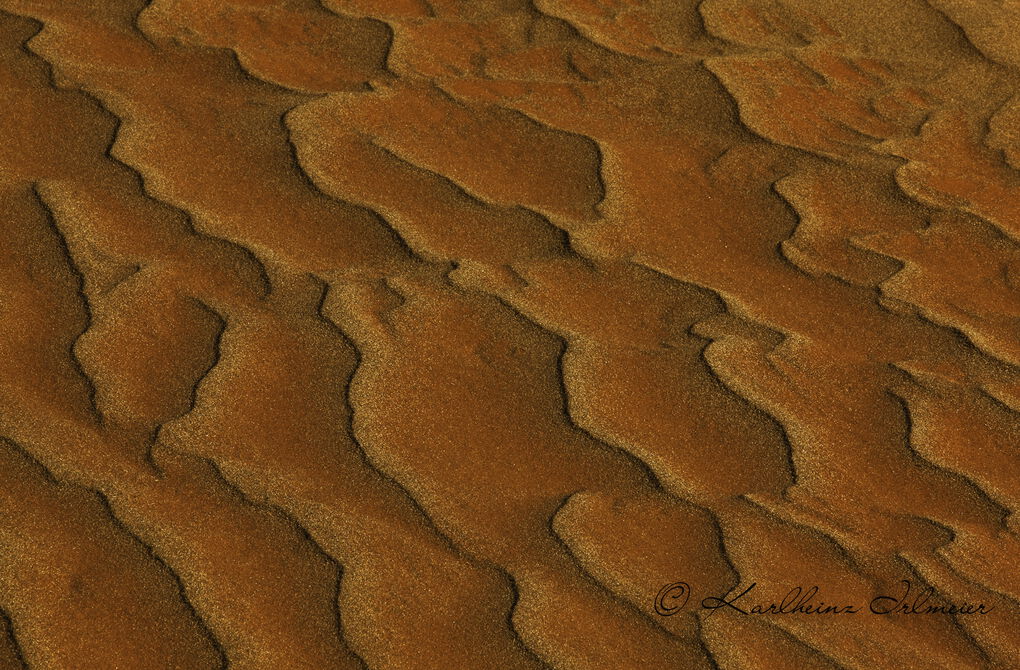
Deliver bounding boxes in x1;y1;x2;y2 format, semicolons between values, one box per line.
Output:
2;0;1020;668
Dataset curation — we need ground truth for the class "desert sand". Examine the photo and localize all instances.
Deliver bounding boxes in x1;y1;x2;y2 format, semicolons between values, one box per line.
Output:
1;0;1020;668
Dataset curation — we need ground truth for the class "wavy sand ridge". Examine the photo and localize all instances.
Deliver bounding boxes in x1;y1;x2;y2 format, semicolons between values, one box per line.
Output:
1;1;1019;668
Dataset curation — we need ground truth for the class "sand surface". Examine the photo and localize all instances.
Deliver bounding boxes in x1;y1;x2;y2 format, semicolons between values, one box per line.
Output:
1;1;1020;668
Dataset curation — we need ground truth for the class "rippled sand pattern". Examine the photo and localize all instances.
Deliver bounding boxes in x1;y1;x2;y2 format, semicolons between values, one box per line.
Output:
2;0;1020;668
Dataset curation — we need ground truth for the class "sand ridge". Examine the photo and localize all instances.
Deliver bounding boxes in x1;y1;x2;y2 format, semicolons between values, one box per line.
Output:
1;1;1019;668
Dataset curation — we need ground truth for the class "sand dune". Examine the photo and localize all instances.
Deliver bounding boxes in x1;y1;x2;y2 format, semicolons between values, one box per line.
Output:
1;1;1019;668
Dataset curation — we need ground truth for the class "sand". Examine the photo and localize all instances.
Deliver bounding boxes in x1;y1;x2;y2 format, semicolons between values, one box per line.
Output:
1;0;1019;668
